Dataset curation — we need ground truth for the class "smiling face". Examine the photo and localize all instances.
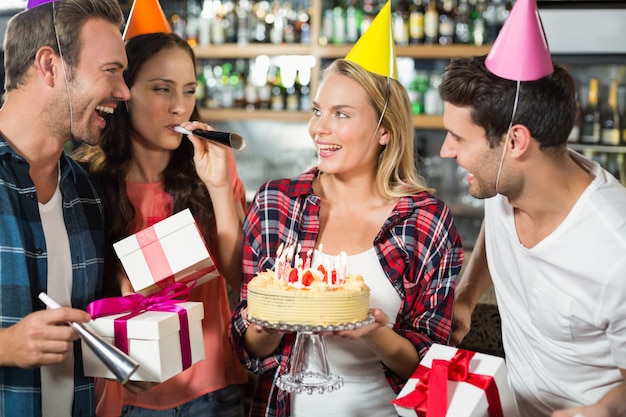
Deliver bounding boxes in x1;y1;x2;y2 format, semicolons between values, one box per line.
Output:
308;72;386;177
440;102;506;199
126;45;196;152
56;17;130;145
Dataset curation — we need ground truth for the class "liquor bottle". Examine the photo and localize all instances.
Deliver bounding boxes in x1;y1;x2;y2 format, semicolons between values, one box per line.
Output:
393;0;410;46
332;0;347;45
252;1;270;43
423;0;439;45
195;66;207;107
600;79;621;146
360;0;381;35
438;0;455;45
270;67;285;111
236;0;253;46
580;78;601;144
409;0;425;44
471;0;486;46
454;0;472;44
296;1;312;44
345;0;361;43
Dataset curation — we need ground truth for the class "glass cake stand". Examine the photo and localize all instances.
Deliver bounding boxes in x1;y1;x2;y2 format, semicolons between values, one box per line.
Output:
249;313;375;395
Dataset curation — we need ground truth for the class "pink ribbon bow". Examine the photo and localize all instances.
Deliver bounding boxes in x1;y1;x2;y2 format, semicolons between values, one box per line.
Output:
392;348;504;417
86;283;194;370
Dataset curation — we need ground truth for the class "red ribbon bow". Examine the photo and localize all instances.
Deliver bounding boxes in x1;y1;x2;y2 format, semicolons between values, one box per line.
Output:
392;348;504;417
86;283;194;370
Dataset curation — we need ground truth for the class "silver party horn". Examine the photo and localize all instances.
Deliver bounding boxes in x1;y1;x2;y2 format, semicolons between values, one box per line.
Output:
174;126;246;150
38;292;139;384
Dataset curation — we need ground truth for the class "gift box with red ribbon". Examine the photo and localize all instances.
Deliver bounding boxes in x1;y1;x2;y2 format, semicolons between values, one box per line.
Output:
82;284;205;382
113;208;219;295
392;344;517;417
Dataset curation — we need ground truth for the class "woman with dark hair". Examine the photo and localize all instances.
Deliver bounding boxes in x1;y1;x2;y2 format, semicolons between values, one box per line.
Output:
73;32;247;417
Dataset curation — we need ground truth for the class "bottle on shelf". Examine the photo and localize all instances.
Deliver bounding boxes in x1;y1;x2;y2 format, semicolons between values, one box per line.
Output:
438;0;456;45
393;0;410;46
600;79;621;146
580;78;601;144
296;0;312;44
252;0;270;43
195;66;207;108
408;0;425;44
331;0;347;45
270;66;285;111
345;0;361;43
454;0;472;44
423;0;439;45
471;0;486;46
424;71;443;115
408;69;430;115
360;0;378;35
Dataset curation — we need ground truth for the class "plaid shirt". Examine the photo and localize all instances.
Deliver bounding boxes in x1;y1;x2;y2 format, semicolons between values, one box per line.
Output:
0;136;105;416
230;167;463;417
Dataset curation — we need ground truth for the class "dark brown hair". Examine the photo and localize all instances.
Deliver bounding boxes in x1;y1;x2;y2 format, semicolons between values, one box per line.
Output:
73;32;217;295
439;54;577;150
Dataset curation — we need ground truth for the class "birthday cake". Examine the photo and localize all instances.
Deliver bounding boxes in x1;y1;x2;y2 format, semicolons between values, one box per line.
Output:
247;245;370;327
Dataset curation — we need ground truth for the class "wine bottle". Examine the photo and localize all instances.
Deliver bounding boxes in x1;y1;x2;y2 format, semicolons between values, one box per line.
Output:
423;0;439;45
580;78;601;144
600;79;621;146
438;0;455;45
409;0;425;44
454;0;472;44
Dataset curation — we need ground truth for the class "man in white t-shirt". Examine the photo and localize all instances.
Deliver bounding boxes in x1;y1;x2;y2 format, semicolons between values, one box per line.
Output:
436;2;626;415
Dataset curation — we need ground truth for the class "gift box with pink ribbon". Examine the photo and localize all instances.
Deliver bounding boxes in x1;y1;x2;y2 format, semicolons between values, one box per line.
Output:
113;208;219;295
392;344;517;417
82;284;205;382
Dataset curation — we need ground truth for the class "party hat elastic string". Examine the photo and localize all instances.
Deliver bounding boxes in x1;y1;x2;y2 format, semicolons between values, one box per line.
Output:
52;1;75;138
495;80;521;194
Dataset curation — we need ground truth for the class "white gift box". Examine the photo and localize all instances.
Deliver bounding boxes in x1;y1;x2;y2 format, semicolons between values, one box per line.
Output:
113;208;219;295
82;301;205;382
393;344;517;417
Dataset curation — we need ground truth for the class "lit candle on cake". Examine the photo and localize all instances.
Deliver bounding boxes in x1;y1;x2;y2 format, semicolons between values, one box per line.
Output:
339;252;347;283
275;243;284;279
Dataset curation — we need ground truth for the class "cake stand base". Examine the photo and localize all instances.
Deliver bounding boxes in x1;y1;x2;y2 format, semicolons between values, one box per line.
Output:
248;314;375;395
276;331;343;395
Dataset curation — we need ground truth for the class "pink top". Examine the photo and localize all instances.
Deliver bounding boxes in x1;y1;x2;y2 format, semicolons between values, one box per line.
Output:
95;152;248;415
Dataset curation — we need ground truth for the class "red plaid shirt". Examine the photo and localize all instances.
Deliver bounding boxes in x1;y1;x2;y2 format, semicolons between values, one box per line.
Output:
230;168;464;417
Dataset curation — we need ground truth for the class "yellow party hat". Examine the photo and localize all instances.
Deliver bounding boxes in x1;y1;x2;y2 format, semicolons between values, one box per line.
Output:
123;0;172;41
345;0;397;80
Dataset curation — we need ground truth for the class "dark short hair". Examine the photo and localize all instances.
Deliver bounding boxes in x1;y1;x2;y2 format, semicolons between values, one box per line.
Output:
3;0;124;92
439;55;577;150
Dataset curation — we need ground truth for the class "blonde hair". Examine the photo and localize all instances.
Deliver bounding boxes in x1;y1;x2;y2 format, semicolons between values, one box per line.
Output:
322;59;432;198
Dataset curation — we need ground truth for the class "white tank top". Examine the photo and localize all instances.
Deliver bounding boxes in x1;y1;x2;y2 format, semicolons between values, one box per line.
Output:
39;172;74;417
291;248;402;417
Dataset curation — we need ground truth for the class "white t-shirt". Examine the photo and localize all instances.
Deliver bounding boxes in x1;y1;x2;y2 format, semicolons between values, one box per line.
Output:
484;151;626;417
291;248;402;417
39;178;74;417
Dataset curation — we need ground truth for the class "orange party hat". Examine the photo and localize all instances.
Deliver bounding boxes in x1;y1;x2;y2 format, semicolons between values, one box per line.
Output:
485;0;553;81
123;0;172;41
345;0;397;79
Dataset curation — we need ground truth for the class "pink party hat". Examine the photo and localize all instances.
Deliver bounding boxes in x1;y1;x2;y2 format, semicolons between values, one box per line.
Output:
345;0;397;79
485;0;553;81
27;0;59;9
123;0;172;40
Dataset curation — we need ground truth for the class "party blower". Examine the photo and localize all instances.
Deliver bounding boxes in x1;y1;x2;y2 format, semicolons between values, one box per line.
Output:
174;126;246;150
38;292;139;384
